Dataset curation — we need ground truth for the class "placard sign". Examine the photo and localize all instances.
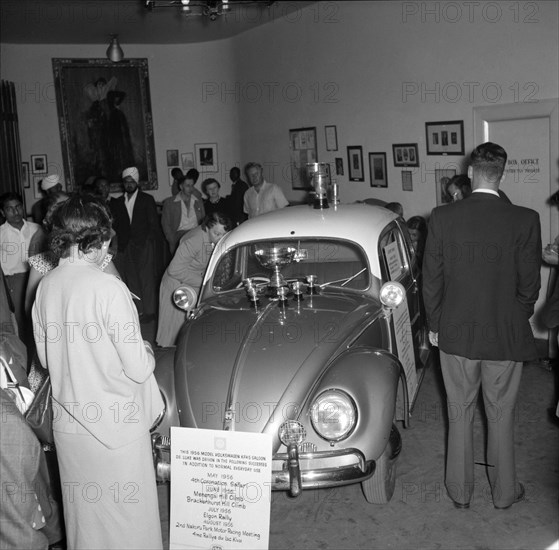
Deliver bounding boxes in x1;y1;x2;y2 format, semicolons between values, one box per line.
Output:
170;427;272;550
392;300;418;402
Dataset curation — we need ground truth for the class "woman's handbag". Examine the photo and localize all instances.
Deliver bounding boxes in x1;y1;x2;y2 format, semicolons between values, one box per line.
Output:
24;373;54;446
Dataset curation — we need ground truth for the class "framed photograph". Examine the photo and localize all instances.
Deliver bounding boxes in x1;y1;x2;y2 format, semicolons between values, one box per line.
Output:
325;125;338;151
401;170;413;191
289;127;318;189
194;143;218;172
21;162;30;189
335;157;344;176
52;58;158;192
392;143;419;167
33;176;44;199
347;146;364;182
426;120;464;155
368;152;387;188
166;149;179;167
181;152;194;172
31;154;47;174
435;168;457;205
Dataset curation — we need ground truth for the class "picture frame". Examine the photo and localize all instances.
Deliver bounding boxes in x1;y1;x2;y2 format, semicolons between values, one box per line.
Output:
401;170;413;191
21;162;30;189
33;176;44;199
181;152;195;172
335;157;344;176
325;125;338;151
368;152;388;188
194;143;218;172
426;120;464;155
289;127;318;189
347;146;364;181
167;149;179;167
392;143;419;167
52;58;158;192
435;168;457;205
31;154;47;174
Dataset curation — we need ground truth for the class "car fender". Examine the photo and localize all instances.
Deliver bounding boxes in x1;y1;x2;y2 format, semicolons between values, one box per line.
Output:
307;346;401;460
153;346;180;437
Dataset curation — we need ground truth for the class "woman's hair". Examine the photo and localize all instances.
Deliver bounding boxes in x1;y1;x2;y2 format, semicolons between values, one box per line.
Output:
201;178;221;195
446;174;472;198
48;195;113;258
202;211;234;232
407;215;428;234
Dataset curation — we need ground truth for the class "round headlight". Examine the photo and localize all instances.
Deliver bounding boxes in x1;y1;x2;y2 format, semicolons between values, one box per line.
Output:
278;420;306;446
380;281;405;309
310;390;356;442
173;285;198;311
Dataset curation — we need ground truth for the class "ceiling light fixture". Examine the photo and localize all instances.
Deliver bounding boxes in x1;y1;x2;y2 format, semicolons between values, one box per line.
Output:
106;34;124;62
145;1;274;22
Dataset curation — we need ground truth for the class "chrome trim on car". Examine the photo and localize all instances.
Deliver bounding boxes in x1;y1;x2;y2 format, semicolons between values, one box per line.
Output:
272;447;374;494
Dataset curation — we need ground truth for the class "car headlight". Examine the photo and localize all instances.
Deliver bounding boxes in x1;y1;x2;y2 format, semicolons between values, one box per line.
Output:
380;281;405;309
173;285;198;311
310;390;356;442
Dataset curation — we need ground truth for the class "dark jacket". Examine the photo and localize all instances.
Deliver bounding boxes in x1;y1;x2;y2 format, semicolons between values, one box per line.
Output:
422;192;541;361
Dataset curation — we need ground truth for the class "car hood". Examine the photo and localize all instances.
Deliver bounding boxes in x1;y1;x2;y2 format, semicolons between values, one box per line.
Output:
175;290;381;449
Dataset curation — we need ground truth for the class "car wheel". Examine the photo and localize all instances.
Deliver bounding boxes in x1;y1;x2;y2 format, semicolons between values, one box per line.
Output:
361;424;402;504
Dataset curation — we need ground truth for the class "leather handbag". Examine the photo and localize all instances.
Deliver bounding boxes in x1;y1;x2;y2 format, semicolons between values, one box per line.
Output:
24;373;54;446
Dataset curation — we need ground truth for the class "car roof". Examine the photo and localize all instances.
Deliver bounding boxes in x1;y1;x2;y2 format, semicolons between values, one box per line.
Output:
209;203;400;281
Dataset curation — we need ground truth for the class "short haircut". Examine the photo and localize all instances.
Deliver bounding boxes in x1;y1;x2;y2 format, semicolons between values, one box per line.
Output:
171;167;183;180
48;195;112;258
0;192;23;210
185;168;200;184
230;167;241;179
245;162;262;173
201;178;221;195
202;211;234;233
470;142;507;184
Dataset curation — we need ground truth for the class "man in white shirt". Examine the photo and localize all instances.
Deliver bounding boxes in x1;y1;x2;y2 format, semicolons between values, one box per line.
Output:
0;192;44;342
243;162;289;219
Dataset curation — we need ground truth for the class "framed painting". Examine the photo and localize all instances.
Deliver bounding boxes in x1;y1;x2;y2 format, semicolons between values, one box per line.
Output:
167;149;179;167
194;143;218;172
21;162;30;188
289;127;318;189
392;143;419;167
52;58;157;192
426;120;464;155
335;157;344;176
401;170;413;191
181;152;195;171
435;168;457;205
325;125;338;151
369;152;387;187
31;154;47;174
347;146;364;181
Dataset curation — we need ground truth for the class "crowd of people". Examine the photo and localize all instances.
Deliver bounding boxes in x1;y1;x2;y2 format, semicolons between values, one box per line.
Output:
1;143;557;548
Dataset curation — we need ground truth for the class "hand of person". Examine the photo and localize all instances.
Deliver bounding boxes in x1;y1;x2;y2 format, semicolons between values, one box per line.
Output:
428;331;439;347
143;340;154;356
542;244;559;265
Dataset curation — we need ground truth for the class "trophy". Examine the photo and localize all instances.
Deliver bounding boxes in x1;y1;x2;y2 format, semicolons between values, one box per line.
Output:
254;246;297;290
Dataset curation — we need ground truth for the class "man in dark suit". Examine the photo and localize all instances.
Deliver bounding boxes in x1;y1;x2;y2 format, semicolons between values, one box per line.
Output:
422;142;541;510
111;167;161;321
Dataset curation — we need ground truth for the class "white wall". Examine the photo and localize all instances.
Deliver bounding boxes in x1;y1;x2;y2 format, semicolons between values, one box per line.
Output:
1;1;558;220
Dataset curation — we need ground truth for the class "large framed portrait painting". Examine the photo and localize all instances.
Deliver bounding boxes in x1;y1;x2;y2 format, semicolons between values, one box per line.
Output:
53;58;157;192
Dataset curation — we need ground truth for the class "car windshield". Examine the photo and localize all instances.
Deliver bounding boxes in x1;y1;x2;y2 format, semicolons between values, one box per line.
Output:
211;238;370;292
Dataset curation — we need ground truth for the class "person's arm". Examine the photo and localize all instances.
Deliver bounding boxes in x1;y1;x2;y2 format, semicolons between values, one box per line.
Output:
421;208;444;340
516;210;542;315
274;185;289;209
25;265;43;316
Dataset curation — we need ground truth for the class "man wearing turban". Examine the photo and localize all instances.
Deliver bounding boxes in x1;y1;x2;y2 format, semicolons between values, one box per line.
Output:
110;167;161;321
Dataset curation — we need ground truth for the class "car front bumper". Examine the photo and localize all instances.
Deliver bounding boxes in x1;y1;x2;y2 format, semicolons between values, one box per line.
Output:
272;447;375;496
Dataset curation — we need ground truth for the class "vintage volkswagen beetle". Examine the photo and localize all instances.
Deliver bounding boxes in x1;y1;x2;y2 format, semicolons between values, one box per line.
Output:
152;202;431;504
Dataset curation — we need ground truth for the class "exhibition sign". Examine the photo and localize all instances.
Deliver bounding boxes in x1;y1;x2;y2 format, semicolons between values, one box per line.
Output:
170;427;272;550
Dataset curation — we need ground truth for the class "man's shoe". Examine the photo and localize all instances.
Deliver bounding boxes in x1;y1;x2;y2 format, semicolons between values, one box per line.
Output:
452;500;470;509
494;483;525;510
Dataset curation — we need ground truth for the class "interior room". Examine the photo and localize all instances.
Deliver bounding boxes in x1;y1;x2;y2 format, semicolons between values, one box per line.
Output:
1;1;558;549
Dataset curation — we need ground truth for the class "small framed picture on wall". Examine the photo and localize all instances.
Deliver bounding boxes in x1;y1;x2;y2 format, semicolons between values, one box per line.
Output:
31;154;47;174
368;152;387;188
392;143;419;167
347;146;364;181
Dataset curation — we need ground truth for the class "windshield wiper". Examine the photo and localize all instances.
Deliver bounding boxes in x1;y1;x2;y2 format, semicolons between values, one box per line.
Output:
320;267;367;288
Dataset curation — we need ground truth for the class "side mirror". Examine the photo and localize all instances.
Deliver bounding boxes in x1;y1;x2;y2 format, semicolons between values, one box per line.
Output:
173;285;198;312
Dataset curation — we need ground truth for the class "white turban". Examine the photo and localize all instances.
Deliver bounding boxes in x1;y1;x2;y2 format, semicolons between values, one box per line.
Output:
42;173;60;191
122;167;139;183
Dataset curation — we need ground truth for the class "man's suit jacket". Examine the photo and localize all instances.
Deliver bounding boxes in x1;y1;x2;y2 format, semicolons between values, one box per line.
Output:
110;191;160;252
422;192;541;361
161;195;204;252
